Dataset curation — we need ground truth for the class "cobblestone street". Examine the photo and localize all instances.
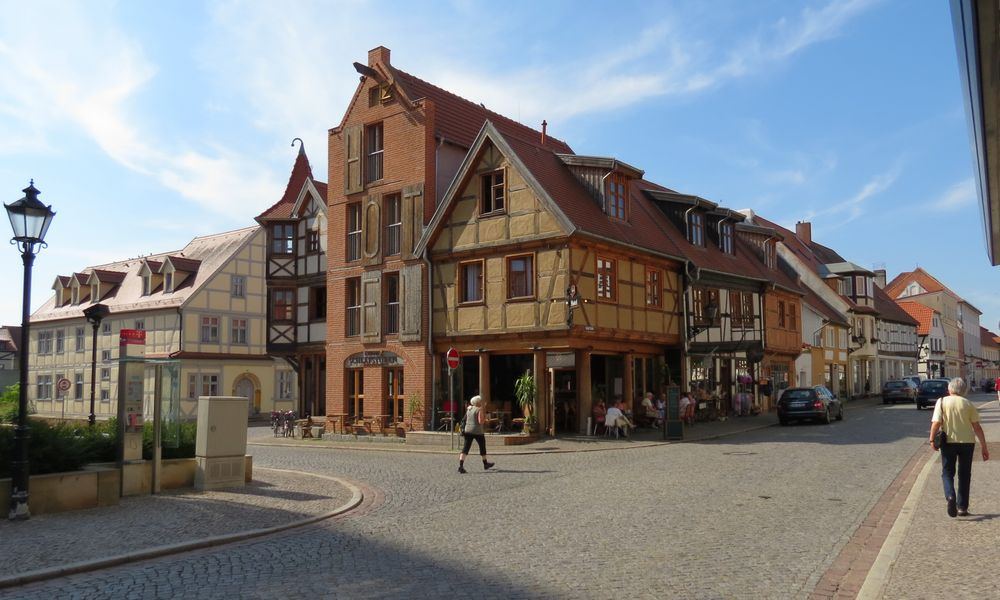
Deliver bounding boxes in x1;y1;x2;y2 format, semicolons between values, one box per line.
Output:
2;397;984;600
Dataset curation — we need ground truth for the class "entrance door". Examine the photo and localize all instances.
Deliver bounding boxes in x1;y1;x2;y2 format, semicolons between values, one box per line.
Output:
235;377;256;415
552;369;577;434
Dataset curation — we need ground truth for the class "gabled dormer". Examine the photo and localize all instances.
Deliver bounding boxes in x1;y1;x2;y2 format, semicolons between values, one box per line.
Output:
735;221;781;266
822;262;876;308
556;154;644;222
707;208;745;256
86;269;126;303
160;256;201;294
70;272;92;305
138;259;163;296
643;189;718;247
51;276;71;307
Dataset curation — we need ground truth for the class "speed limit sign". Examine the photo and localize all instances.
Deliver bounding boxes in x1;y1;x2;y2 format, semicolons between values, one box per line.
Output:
57;378;71;393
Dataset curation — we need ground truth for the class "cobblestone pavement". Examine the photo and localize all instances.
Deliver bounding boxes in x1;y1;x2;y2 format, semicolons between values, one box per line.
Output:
0;396;967;599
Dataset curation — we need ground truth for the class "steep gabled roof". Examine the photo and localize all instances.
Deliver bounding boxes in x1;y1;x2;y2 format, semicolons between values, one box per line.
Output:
980;327;1000;349
162;256;201;273
256;144;326;222
897;301;935;335
875;290;918;326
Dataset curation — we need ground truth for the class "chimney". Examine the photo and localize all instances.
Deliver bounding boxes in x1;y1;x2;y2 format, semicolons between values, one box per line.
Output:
874;269;886;289
368;46;390;67
541;120;547;145
795;221;812;244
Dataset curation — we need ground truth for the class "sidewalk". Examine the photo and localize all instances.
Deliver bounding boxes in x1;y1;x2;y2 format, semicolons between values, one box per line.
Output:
858;395;1000;599
0;396;878;591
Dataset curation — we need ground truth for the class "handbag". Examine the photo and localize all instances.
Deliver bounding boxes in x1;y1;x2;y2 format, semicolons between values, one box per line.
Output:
932;397;946;450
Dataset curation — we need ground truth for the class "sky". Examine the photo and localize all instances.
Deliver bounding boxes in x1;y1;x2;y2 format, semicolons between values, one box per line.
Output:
1;0;998;335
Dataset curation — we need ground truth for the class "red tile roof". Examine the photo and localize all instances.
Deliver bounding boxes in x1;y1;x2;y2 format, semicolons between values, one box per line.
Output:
897;301;935;335
256;144;325;221
391;67;573;154
979;327;1000;348
884;267;960;300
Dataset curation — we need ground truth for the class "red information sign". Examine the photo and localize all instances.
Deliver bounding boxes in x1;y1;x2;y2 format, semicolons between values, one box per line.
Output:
119;329;146;345
446;347;460;370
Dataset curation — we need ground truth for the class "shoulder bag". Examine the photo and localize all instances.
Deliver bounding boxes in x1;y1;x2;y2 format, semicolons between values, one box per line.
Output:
932;398;947;450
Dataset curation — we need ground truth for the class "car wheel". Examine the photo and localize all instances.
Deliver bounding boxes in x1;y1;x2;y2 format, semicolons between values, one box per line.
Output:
823;408;832;424
916;403;922;410
883;398;889;404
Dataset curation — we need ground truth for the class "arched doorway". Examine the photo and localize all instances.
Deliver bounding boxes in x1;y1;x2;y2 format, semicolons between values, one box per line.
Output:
234;376;258;415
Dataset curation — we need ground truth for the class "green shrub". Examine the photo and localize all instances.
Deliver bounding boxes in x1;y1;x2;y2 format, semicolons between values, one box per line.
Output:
0;384;22;424
141;420;197;460
0;420;115;478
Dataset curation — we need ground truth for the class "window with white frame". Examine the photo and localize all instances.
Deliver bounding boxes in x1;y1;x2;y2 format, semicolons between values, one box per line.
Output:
102;322;112;335
36;375;52;399
188;373;220;398
101;389;110;401
101;368;110;381
277;371;294;399
688;212;704;247
231;318;248;345
719;222;734;255
101;350;112;362
38;331;53;354
134;319;145;331
200;316;220;343
596;257;616;301
55;330;65;354
384;194;401;256
74;373;83;399
231;275;246;298
164;271;174;293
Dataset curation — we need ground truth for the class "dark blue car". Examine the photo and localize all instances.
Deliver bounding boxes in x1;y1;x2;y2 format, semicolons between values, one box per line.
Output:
916;379;950;410
777;386;843;425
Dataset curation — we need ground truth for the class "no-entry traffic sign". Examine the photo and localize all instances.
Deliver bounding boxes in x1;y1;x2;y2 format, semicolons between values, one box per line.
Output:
446;347;460;370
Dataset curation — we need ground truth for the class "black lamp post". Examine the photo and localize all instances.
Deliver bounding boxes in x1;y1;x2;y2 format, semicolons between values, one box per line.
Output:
5;180;55;521
83;303;110;426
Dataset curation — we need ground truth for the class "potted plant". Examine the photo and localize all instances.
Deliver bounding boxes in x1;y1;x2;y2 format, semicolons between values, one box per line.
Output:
407;393;423;433
514;370;537;434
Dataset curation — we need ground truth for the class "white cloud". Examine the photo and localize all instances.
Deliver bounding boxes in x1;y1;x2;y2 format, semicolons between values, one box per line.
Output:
803;164;899;225
928;178;976;211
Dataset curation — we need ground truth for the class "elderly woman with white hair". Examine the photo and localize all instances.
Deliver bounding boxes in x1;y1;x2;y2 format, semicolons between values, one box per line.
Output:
458;395;495;474
929;377;989;517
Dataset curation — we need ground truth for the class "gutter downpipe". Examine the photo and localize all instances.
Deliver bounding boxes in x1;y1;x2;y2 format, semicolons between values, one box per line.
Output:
423;248;436;430
684;205;697;245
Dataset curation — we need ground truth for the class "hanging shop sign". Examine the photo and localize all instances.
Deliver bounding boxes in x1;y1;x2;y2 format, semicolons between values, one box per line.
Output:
345;351;403;368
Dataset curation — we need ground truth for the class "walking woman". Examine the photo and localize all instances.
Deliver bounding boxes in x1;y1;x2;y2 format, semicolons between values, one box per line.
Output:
458;395;495;474
929;377;989;517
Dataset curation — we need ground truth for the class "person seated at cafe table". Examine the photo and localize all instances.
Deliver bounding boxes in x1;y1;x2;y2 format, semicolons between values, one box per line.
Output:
592;401;607;434
605;400;634;437
641;392;657;427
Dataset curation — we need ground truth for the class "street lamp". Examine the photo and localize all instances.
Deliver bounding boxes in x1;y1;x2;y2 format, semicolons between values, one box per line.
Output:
83;303;110;426
5;180;55;521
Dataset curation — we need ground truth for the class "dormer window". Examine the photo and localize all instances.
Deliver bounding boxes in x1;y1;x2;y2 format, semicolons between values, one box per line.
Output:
719;222;734;255
481;169;505;215
165;271;174;293
688;213;704;246
605;173;627;220
91;283;100;302
142;274;152;296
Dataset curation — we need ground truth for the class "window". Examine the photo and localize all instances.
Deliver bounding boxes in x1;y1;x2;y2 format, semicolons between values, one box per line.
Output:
386;367;404;423
347;368;364;418
38;331;53;354
164;271;174;293
55;330;65;354
840;277;854;297
596;257;616;301
71;286;79;305
346;278;361;336
142;274;152;296
605;173;627;220
231;318;248;345
200;316;220;343
74;373;83;400
307;229;320;254
507;254;534;299
188;373;219;398
730;290;753;328
346;203;362;261
719;222;734;255
101;389;110;402
481;169;505;215
384;273;399;335
102;322;111;335
688;212;704;246
460;261;484;303
272;223;294;255
231;275;246;298
101;368;110;381
788;303;797;331
36;375;52;400
365;122;384;183
778;300;786;328
277;371;294;399
101;350;112;362
134;319;145;331
645;269;662;307
272;289;294;322
75;327;85;352
383;194;401;256
310;286;327;321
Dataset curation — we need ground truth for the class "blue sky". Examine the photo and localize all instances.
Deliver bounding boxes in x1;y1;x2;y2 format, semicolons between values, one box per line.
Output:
1;0;998;334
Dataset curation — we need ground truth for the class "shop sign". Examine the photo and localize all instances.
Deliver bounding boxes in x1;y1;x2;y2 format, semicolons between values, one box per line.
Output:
546;351;575;368
346;351;402;368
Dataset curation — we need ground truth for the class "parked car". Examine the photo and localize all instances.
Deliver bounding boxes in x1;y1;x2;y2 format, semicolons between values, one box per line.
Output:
916;378;951;410
777;386;843;425
903;375;922;389
882;379;918;404
982;379;996;393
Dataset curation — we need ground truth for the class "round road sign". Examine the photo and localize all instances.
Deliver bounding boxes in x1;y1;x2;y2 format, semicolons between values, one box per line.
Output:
446;347;460;370
57;378;72;392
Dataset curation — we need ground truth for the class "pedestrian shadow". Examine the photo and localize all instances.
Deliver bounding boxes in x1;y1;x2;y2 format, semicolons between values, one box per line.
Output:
481;468;555;474
963;513;1000;522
